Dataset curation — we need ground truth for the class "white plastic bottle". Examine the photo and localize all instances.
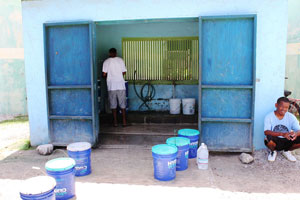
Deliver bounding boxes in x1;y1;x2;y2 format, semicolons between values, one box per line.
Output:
197;143;209;170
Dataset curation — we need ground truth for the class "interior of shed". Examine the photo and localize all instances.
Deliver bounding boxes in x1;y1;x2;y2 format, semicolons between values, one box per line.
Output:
94;18;199;147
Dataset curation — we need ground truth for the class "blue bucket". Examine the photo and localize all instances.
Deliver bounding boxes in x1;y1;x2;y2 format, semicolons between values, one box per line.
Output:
166;137;190;171
152;144;178;181
67;142;92;176
45;158;76;200
178;129;200;158
20;176;56;200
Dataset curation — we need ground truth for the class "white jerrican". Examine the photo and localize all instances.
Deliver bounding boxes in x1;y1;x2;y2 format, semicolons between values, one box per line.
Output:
197;143;209;170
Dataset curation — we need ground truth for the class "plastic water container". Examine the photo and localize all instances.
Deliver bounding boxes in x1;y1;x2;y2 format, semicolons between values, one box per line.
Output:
169;99;181;114
67;142;92;176
197;143;209;170
178;129;200;158
152;144;178;181
182;98;195;115
45;158;76;200
20;176;56;200
166;137;190;171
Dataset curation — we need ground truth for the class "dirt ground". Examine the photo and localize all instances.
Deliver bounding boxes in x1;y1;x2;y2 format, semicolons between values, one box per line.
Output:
1;119;300;199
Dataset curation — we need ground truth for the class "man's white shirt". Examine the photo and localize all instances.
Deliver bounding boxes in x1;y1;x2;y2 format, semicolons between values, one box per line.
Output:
102;57;127;91
264;111;300;138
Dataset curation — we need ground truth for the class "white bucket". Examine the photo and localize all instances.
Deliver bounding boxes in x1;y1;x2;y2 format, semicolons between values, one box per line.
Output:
169;99;181;114
20;176;56;200
182;98;196;115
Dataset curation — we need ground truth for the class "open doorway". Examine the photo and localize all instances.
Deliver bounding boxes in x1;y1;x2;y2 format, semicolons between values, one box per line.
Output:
95;18;199;147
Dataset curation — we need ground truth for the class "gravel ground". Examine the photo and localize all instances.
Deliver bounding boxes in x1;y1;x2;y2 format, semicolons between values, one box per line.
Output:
1;147;300;199
0;115;15;123
0;117;29;151
1;117;300;199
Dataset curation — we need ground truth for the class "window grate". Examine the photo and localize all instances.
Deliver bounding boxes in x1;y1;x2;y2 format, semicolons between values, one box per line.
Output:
122;37;199;81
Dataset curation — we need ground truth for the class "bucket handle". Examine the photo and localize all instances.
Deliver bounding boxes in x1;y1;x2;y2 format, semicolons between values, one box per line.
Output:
22;150;69;180
47;149;69;161
174;129;177;146
22;166;48;180
47;148;94;163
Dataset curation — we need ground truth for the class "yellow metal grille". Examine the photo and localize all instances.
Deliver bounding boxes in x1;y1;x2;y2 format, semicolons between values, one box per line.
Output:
122;37;199;81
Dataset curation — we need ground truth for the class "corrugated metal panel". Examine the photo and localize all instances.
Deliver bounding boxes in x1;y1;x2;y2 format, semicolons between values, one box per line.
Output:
122;37;199;81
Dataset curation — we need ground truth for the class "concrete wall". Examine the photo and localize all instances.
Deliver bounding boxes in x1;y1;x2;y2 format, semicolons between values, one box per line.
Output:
285;0;300;99
96;21;198;63
96;21;199;111
21;0;288;149
0;1;27;119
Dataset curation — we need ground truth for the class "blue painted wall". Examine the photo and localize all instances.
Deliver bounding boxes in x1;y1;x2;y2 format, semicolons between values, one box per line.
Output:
128;85;198;111
96;20;199;111
21;0;288;149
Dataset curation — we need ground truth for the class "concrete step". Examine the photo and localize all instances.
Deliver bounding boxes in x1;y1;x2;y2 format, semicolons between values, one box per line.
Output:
98;124;198;147
99;111;198;125
98;144;152;149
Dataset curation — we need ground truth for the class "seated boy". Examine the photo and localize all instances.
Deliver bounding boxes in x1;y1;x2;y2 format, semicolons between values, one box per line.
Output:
264;97;300;162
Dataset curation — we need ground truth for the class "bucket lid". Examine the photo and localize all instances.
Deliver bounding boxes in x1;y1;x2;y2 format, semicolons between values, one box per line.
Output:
20;176;56;195
166;137;190;147
169;98;181;101
178;129;200;136
182;98;195;101
152;144;178;155
45;157;75;172
67;142;91;151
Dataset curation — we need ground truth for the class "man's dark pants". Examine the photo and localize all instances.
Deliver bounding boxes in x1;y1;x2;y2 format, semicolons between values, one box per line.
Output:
265;135;300;151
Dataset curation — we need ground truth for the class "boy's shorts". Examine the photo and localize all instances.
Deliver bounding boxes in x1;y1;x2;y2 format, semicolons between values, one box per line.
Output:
108;90;126;109
264;135;300;151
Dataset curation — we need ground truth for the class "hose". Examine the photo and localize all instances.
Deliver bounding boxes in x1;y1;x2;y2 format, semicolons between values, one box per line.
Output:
133;70;156;111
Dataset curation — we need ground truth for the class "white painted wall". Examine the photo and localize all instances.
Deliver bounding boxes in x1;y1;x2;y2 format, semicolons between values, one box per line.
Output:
21;0;288;148
285;0;300;99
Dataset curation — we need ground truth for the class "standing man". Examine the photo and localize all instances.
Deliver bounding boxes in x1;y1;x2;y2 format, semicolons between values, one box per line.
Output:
264;97;300;162
102;48;127;127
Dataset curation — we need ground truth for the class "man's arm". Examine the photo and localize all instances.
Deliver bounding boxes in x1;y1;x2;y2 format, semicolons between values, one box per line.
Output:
264;130;289;137
290;115;300;140
102;72;107;78
295;130;300;140
121;58;127;76
289;130;300;141
264;130;293;140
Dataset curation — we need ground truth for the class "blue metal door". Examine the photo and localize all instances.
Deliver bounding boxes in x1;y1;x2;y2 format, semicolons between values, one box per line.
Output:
199;15;256;152
44;22;98;146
